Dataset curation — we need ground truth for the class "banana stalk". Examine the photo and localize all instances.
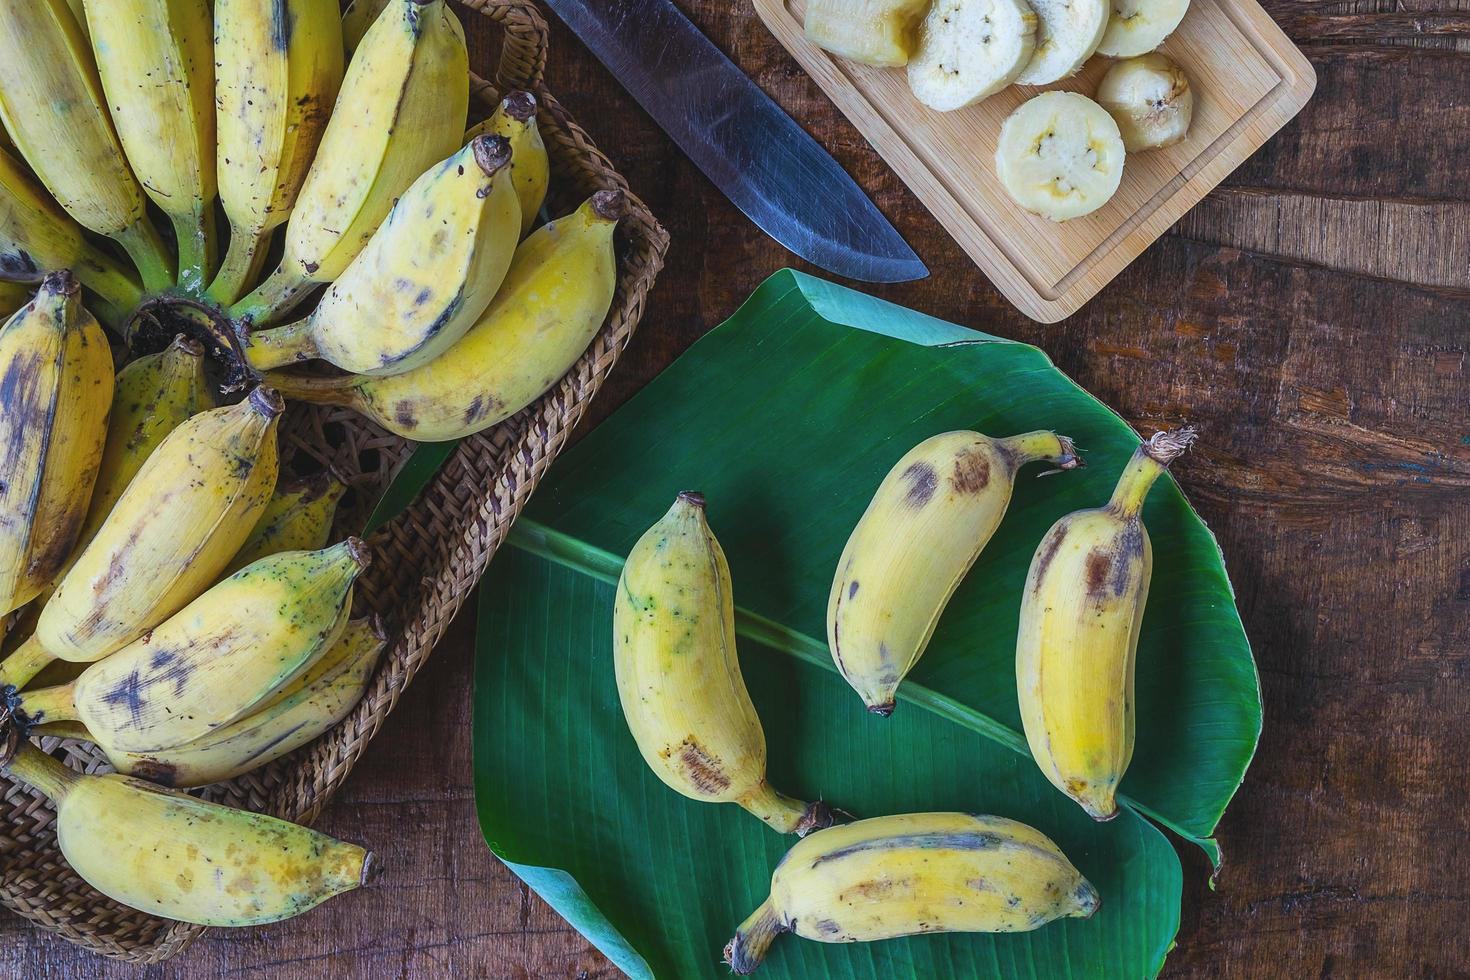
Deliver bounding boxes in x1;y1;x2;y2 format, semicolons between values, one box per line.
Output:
209;0;345;305
14;539;369;754
244;134;519;376
615;492;833;835
465;91;549;237
264;189;624;441
0;273;112;638
0;0;173;290
225;469;347;576
829;430;1082;714
724;812;1100;973
1017;427;1197;820
2;741;378;925
231;0;468;326
83;0;217;291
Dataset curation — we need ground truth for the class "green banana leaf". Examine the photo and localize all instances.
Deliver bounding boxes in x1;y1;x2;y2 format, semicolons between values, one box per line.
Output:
466;269;1259;978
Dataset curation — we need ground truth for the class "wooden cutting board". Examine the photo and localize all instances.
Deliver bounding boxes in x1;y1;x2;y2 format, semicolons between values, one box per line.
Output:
754;0;1315;322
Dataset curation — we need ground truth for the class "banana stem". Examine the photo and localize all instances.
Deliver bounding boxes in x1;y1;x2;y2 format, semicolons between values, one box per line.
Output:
245;319;320;371
0;635;55;692
229;262;313;327
80;251;145;314
208;222;271;306
173;206;216;297
1107;426;1198;517
115;220;176;293
3;743;82;802
724;899;787;975
14;682;79;727
260;370;360;407
1000;430;1083;470
739;782;834;836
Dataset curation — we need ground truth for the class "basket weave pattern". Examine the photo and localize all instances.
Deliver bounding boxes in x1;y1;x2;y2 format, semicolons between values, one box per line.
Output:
0;0;667;961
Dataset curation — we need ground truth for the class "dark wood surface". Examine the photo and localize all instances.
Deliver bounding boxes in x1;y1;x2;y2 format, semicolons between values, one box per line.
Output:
5;1;1467;975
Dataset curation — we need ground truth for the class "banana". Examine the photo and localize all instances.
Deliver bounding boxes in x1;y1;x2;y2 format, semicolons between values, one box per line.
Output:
829;431;1082;715
264;189;624;442
804;0;931;67
49;615;386;787
225;469;347;576
1017;427;1196;820
1096;52;1193;151
908;0;1038;111
14;538;369;753
0;273;112;635
1097;0;1188;55
2;741;378;925
82;0;217;291
0;146;143;326
996;91;1125;222
724;812;1100;973
245;135;519;376
1015;0;1109;85
615;492;832;835
209;0;345;305
0;389;283;689
0;0;173;290
341;0;391;53
464;91;549;237
231;0;469;327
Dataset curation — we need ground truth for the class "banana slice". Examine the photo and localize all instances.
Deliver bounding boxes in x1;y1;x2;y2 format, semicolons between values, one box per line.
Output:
1096;0;1189;57
1016;0;1108;85
996;91;1125;221
805;0;930;67
1096;52;1193;150
908;0;1038;111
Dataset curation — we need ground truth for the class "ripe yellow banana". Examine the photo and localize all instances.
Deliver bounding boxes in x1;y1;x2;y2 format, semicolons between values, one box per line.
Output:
209;0;345;305
231;0;469;326
341;0;392;53
15;538;369;753
3;741;378;925
225;469;347;576
2;389;282;687
245;135;519;376
465;91;549;237
1017;427;1197;820
45;615;386;787
265;189;624;442
724;811;1100;973
828;430;1082;715
0;273;112;633
0;146;142;326
0;0;173;290
615;492;832;835
83;0;217;290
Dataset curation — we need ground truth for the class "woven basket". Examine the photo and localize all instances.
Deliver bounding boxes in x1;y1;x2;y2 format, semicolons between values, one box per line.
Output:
0;0;667;961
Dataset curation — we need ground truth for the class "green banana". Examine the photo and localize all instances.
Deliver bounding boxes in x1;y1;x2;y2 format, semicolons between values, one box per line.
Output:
465;91;549;237
265;190;624;441
226;469;348;576
231;0;469;326
245;135;519;376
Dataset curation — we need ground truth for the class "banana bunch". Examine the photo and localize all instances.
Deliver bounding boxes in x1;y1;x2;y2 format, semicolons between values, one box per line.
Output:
828;430;1081;714
614;492;833;836
14;539;369;754
465;91;550;237
265;190;623;442
725;812;1099;972
4;742;378;926
1017;427;1195;820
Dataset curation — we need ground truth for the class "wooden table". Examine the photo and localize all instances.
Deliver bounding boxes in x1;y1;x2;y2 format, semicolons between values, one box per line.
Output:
4;2;1467;975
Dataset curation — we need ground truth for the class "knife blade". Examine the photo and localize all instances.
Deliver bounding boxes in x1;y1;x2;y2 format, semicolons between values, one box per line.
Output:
540;0;928;283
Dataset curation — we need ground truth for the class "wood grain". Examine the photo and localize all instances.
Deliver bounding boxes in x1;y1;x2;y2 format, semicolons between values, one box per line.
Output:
4;0;1468;975
754;0;1316;321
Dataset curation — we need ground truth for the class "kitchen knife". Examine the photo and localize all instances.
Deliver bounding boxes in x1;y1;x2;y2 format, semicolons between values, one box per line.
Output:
540;0;928;283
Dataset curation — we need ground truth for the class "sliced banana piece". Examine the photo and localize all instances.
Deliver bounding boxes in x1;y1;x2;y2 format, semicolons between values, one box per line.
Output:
996;91;1124;221
1015;0;1109;86
1096;52;1193;150
1096;0;1189;57
805;0;931;67
908;0;1039;111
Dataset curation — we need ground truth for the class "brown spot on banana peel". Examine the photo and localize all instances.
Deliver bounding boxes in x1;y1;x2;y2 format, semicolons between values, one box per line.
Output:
950;448;990;494
1084;549;1113;598
127;757;179;787
673;736;730;795
810;831;1008;868
902;462;938;507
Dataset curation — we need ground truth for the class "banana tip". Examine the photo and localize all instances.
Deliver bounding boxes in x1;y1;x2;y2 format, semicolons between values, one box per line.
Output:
366;613;389;642
1142;426;1198;466
38;269;78;296
471;134;513;176
794;800;836;837
676;490;705;509
248;385;287;419
722;936;758;975
866;701;896;718
344;536;372;569
502;90;537;122
359;850;383;886
591;189;627;222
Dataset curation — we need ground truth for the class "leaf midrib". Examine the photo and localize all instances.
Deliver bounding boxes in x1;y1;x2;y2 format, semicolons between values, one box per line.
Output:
504;517;1214;856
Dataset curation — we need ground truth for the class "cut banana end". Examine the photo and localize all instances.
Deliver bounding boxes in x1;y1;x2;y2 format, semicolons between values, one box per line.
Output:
1096;0;1189;57
908;0;1039;111
996;91;1124;221
805;0;930;67
1015;0;1109;86
1096;52;1194;151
